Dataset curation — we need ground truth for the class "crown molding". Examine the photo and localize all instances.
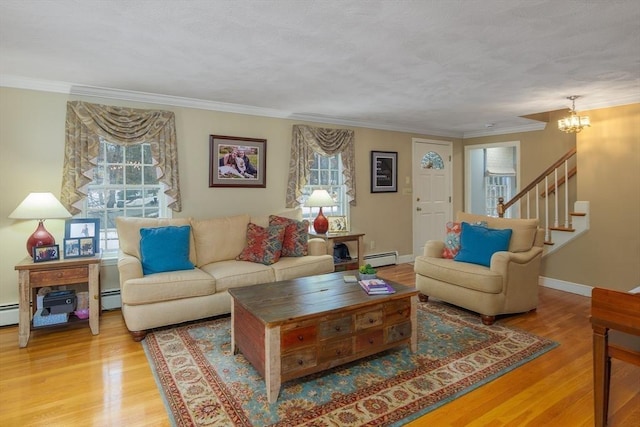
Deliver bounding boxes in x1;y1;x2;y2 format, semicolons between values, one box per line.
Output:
0;74;73;93
463;122;547;139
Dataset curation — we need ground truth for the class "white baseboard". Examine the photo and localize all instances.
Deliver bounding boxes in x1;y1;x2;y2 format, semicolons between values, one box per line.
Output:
539;276;593;297
0;289;122;327
398;254;415;265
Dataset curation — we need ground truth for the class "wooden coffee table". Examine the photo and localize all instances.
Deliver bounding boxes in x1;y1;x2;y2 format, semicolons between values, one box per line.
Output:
228;271;419;403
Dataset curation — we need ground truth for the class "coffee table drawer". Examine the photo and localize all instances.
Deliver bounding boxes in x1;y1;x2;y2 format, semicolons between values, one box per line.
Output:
282;348;317;374
355;308;383;330
386;321;412;344
319;316;353;339
281;325;317;351
384;300;411;324
355;328;384;352
319;337;353;362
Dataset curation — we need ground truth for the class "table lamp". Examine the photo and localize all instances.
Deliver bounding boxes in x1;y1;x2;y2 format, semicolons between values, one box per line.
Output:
9;192;72;256
305;189;335;234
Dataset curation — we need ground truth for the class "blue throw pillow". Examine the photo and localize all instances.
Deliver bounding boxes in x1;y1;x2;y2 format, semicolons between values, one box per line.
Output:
454;222;512;267
140;226;194;275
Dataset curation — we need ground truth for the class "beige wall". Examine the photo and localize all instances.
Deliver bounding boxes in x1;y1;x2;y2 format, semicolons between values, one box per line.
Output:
465;104;640;292
0;87;458;306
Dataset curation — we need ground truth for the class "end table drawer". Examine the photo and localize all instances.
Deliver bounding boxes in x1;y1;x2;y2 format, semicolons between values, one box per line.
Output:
355;329;384;352
319;337;353;362
355;309;383;330
30;267;88;286
319;316;352;339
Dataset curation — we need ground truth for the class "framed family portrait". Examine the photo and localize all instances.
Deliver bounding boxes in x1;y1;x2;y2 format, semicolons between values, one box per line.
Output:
328;216;349;233
65;218;100;254
209;134;267;188
33;244;60;263
64;238;95;258
371;151;398;193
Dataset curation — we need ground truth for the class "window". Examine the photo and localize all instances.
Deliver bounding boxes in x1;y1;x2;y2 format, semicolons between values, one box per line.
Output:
301;153;348;221
83;139;167;255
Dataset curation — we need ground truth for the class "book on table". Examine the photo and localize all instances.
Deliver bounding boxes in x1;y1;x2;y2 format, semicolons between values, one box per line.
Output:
359;279;395;295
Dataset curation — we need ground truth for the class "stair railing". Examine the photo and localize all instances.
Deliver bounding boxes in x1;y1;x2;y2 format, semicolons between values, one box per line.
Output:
497;147;577;242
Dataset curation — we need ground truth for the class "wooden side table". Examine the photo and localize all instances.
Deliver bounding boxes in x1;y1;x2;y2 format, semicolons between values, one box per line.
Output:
15;256;101;348
310;230;365;270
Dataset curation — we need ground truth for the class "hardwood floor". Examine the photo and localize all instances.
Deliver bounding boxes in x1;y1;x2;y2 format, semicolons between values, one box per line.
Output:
1;263;638;426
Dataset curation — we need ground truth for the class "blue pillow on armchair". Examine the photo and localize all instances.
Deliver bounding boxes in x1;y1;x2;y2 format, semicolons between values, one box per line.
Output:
140;225;194;275
454;222;512;267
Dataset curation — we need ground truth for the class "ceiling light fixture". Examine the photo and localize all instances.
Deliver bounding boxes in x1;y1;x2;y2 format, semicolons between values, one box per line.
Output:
558;96;590;133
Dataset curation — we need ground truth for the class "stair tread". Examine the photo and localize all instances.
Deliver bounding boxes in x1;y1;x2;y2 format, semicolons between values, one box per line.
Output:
549;226;575;232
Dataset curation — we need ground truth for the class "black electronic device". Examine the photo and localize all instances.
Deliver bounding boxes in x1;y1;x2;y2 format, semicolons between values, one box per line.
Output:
43;290;77;315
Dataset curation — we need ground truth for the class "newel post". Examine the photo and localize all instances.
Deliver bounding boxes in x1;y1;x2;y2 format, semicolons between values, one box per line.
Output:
497;197;505;218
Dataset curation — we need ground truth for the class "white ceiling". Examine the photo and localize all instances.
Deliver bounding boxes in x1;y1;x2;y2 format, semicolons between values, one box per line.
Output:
1;0;639;138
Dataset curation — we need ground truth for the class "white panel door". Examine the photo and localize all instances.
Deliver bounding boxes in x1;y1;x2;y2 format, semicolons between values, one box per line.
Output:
412;139;452;257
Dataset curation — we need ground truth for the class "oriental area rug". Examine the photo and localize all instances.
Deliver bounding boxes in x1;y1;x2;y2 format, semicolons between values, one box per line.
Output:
143;301;557;426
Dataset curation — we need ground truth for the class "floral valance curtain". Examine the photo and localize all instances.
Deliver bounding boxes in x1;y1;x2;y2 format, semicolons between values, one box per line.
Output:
285;124;356;208
61;101;182;214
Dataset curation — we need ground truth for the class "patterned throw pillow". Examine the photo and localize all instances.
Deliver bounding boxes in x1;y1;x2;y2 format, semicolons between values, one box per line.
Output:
268;215;309;257
236;223;286;265
442;222;462;259
442;220;488;259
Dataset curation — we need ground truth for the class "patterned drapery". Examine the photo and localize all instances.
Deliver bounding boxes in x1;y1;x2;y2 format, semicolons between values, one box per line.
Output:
285;124;356;208
61;101;182;214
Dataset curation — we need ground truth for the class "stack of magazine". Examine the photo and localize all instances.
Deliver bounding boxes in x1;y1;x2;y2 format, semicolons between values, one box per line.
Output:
359;278;395;295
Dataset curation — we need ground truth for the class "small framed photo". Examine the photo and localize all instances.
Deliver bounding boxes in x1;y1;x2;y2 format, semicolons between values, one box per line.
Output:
328;216;349;233
33;244;60;263
65;218;100;253
209;134;267;188
79;238;95;257
64;239;81;258
371;151;398;193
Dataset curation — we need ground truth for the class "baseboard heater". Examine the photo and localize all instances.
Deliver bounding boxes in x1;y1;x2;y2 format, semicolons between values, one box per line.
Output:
363;251;398;268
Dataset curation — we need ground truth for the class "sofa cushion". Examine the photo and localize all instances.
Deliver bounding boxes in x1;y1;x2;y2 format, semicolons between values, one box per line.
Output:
269;215;309;257
191;214;250;267
121;268;216;305
116;216;196;263
414;255;504;294
140;225;195;275
270;255;336;281
199;260;275;292
456;212;538;252
455;222;512;267
236;223;286;265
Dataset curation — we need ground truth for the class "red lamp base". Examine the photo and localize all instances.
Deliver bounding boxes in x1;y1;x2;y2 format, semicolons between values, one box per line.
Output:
313;208;329;234
26;220;55;257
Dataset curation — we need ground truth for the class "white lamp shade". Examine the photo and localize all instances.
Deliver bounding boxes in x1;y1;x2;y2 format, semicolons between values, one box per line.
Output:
9;192;72;220
305;189;335;207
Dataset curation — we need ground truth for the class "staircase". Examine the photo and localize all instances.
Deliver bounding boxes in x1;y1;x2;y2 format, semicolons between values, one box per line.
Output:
497;147;589;256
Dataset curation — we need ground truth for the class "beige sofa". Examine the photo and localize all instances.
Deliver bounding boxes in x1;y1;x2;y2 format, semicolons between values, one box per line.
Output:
116;210;334;340
414;212;544;325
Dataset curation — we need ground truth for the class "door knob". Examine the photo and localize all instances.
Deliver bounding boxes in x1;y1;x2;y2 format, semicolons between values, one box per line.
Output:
416;207;422;211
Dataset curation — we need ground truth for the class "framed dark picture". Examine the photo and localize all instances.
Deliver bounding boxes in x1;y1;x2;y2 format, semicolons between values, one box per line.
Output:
65;218;100;253
33;244;60;262
209;135;267;188
371;151;397;193
79;238;96;257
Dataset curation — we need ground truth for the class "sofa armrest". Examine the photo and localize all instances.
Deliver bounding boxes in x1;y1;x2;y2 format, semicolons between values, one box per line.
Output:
117;250;144;287
308;237;329;256
424;240;445;258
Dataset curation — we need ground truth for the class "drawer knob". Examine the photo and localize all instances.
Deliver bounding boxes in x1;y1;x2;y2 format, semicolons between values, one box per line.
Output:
297;359;304;365
368;338;374;344
56;273;63;278
369;318;375;324
335;326;341;331
298;335;304;341
336;350;342;355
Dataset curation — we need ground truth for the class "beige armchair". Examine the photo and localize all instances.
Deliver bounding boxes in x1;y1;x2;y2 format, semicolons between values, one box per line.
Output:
414;212;544;325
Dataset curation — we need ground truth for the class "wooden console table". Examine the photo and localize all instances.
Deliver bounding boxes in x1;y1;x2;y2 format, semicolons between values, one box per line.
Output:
15;256;101;348
590;287;640;427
